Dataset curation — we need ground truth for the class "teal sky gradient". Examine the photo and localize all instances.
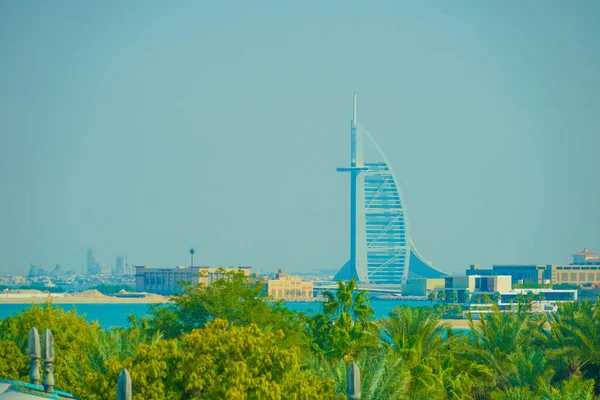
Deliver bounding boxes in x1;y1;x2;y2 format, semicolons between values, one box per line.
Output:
1;1;599;275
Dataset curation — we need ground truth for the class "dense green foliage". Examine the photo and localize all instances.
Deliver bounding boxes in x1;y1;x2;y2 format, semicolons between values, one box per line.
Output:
0;340;27;380
85;320;332;400
145;270;306;349
307;280;377;360
2;274;600;399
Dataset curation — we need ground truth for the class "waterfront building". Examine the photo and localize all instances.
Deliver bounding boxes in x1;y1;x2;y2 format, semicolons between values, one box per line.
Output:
466;249;600;286
444;275;512;295
465;264;493;277
267;269;313;300
135;265;251;295
467;264;550;285
401;278;445;296
198;266;252;285
548;263;600;285
571;248;600;265
334;94;446;285
503;288;577;303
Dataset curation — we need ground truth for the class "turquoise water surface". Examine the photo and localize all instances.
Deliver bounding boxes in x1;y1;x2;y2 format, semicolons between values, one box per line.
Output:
0;299;433;329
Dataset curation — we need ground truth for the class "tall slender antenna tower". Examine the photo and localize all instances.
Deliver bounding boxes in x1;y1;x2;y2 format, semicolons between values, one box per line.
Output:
335;93;368;282
189;247;195;267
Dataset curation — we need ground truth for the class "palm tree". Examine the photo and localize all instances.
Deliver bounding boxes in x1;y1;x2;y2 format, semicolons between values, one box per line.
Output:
538;292;545;309
536;375;598;400
462;291;471;306
427;291;437;305
492;291;501;304
437;290;446;302
305;350;411;400
317;279;377;360
360;350;411;400
323;279;374;324
459;300;549;394
448;290;458;304
547;300;600;389
525;291;535;304
379;306;454;397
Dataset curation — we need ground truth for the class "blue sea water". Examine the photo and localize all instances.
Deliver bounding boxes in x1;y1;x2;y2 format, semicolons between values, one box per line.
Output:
0;299;432;329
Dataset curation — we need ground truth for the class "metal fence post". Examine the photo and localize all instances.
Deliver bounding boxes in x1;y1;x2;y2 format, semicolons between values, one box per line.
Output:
347;362;361;400
117;369;132;400
28;327;41;385
42;329;55;393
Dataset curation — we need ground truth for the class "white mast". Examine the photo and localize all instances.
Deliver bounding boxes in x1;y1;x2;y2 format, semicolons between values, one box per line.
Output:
353;92;357;126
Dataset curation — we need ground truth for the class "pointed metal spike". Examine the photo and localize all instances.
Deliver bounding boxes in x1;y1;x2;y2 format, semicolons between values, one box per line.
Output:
28;327;41;358
28;327;41;385
42;329;54;362
117;369;132;400
353;92;357;126
42;329;55;393
347;362;361;400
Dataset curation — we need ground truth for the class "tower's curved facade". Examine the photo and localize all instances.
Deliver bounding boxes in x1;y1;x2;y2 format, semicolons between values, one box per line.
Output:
335;94;446;284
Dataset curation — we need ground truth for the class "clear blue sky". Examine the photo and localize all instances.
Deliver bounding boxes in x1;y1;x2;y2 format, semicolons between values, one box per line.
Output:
1;1;598;276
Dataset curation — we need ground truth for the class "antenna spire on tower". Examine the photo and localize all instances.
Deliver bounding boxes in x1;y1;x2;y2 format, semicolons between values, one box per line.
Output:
353;92;357;126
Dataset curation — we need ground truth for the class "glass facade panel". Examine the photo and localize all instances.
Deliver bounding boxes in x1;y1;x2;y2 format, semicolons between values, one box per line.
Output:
363;162;407;283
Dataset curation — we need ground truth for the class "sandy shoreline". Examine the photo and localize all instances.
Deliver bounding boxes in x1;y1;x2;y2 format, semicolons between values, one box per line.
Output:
0;296;170;304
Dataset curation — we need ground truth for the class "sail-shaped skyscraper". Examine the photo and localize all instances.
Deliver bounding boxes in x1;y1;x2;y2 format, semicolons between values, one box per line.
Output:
335;94;446;284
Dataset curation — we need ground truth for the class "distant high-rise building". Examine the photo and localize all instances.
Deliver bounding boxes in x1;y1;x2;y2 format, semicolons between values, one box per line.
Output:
116;256;128;276
28;264;45;277
87;249;98;275
86;248;108;275
335;94;446;284
51;264;62;275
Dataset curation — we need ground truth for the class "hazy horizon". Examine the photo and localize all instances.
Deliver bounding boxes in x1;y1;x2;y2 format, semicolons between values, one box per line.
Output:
1;1;599;276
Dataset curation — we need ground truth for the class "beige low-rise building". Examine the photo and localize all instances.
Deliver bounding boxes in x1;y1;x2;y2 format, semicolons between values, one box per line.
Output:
549;264;600;285
445;275;512;294
267;269;313;300
402;278;445;296
550;249;600;285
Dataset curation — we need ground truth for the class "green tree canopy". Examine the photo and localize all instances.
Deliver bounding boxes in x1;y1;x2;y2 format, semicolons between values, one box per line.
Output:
448;290;458;304
437;290;446;302
307;279;377;361
0;303;101;394
147;270;306;349
86;319;333;400
0;340;27;380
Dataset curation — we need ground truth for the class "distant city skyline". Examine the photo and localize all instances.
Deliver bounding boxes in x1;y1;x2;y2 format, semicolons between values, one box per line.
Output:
1;1;599;276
